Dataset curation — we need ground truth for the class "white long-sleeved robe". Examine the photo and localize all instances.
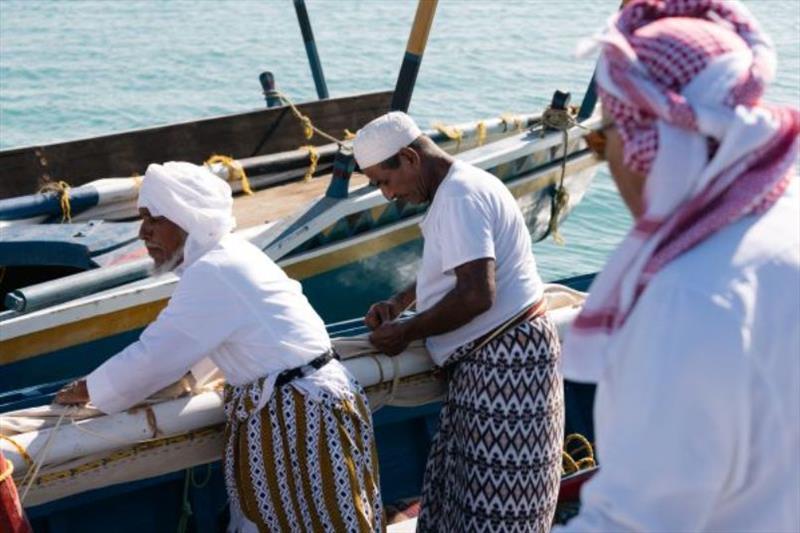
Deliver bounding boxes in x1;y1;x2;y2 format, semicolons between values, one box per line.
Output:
556;179;800;532
87;234;347;415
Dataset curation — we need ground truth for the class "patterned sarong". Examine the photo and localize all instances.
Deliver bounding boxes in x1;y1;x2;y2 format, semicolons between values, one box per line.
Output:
417;314;564;533
223;375;384;533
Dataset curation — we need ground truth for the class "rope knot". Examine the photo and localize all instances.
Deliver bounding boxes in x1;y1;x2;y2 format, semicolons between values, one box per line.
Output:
38;180;72;222
301;145;319;182
205;154;253;196
433;122;464;151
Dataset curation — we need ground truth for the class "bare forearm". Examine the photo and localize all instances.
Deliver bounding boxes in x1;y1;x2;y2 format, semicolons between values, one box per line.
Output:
391;282;417;311
403;286;489;341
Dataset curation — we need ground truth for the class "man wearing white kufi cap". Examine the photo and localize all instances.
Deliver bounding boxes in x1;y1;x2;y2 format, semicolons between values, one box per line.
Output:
56;162;384;532
354;112;563;532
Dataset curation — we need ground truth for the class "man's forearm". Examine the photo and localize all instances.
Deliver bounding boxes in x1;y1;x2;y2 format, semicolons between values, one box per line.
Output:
403;286;486;341
391;282;417;311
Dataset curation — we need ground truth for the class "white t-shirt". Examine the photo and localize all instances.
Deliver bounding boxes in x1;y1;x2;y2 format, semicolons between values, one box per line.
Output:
555;178;800;532
87;234;351;414
417;160;544;365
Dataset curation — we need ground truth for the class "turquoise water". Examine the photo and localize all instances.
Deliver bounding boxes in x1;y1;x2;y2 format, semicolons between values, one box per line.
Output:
1;0;798;280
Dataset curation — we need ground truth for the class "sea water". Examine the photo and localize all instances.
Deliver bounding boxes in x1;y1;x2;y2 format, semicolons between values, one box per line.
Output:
1;0;798;281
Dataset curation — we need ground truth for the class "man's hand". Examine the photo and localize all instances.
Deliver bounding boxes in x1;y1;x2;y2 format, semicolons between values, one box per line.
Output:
369;320;411;356
365;300;401;330
54;379;90;406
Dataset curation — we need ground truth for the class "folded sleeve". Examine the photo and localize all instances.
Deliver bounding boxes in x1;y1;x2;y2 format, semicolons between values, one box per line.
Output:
436;196;496;274
555;283;749;532
87;264;238;414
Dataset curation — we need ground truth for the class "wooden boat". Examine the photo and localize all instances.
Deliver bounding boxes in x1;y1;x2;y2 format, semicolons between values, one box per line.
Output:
0;104;601;394
0;91;392;200
0;283;597;530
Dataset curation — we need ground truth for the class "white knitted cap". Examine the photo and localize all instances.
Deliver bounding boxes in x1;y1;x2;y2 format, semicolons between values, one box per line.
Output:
353;111;423;169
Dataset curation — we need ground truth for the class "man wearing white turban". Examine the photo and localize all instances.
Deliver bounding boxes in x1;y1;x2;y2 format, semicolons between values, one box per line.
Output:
556;1;799;531
354;112;563;532
55;162;384;532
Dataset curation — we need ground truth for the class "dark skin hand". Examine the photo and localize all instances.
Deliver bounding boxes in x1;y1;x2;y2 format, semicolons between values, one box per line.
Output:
54;379;90;406
368;258;495;355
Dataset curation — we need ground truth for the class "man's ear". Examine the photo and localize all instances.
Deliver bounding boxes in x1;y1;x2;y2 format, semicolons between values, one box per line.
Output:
397;146;421;168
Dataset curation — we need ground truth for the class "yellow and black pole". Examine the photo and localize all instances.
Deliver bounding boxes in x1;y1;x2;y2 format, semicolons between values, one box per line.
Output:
390;0;438;112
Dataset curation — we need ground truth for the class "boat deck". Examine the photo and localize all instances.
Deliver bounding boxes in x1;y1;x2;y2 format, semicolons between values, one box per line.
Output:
232;172;370;229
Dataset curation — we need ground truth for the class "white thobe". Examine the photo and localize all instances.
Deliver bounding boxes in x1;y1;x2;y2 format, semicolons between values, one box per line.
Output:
87;234;349;415
556;179;800;532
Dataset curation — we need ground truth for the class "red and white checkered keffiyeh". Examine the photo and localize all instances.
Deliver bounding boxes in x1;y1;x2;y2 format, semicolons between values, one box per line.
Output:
564;0;800;381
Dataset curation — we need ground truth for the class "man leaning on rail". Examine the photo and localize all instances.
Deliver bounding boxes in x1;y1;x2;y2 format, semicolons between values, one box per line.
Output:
55;161;384;532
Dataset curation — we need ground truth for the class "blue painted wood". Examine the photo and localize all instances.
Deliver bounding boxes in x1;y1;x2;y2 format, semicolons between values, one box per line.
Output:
0;220;140;268
0;187;99;221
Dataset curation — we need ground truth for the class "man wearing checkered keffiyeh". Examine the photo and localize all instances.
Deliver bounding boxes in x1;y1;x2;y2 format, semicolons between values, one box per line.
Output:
557;0;800;531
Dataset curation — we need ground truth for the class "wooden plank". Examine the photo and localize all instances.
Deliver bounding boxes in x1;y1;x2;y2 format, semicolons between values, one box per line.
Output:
0;91;391;199
232;172;370;229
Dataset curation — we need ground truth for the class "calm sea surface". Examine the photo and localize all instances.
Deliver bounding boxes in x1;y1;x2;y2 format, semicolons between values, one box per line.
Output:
1;0;798;281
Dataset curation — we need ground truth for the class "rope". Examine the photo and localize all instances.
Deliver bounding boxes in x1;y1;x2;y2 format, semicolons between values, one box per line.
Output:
0;435;33;469
33;426;223;486
541;106;587;245
38;180;72;223
205;154;253;195
190;464;213;489
301;145;319;182
562;433;596;475
177;469;193;533
19;410;68;503
145;406;162;439
500;113;524;132
274;91;345;147
433;122;463;151
476;121;487;146
0;460;13;484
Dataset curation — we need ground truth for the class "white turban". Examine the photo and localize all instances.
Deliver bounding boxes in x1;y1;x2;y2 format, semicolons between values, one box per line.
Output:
138;161;236;267
353;111;423;169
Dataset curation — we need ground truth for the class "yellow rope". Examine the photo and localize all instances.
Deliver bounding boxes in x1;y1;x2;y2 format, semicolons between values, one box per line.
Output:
562;451;579;475
274;91;345;146
0;460;13;484
0;435;33;469
564;433;594;461
500;113;524;132
205;154;253;196
476;120;487;146
562;433;596;475
39;180;72;223
301;145;319;182
433;122;463;151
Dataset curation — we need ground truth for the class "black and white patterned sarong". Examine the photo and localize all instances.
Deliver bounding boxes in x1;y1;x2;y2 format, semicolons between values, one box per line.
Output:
223;375;384;532
417;314;564;533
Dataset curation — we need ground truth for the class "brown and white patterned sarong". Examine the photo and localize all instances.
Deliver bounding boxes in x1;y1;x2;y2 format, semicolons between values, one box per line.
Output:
417;314;564;533
223;375;384;532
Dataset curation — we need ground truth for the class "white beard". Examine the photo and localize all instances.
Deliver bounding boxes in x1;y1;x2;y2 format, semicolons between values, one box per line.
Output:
153;244;185;275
